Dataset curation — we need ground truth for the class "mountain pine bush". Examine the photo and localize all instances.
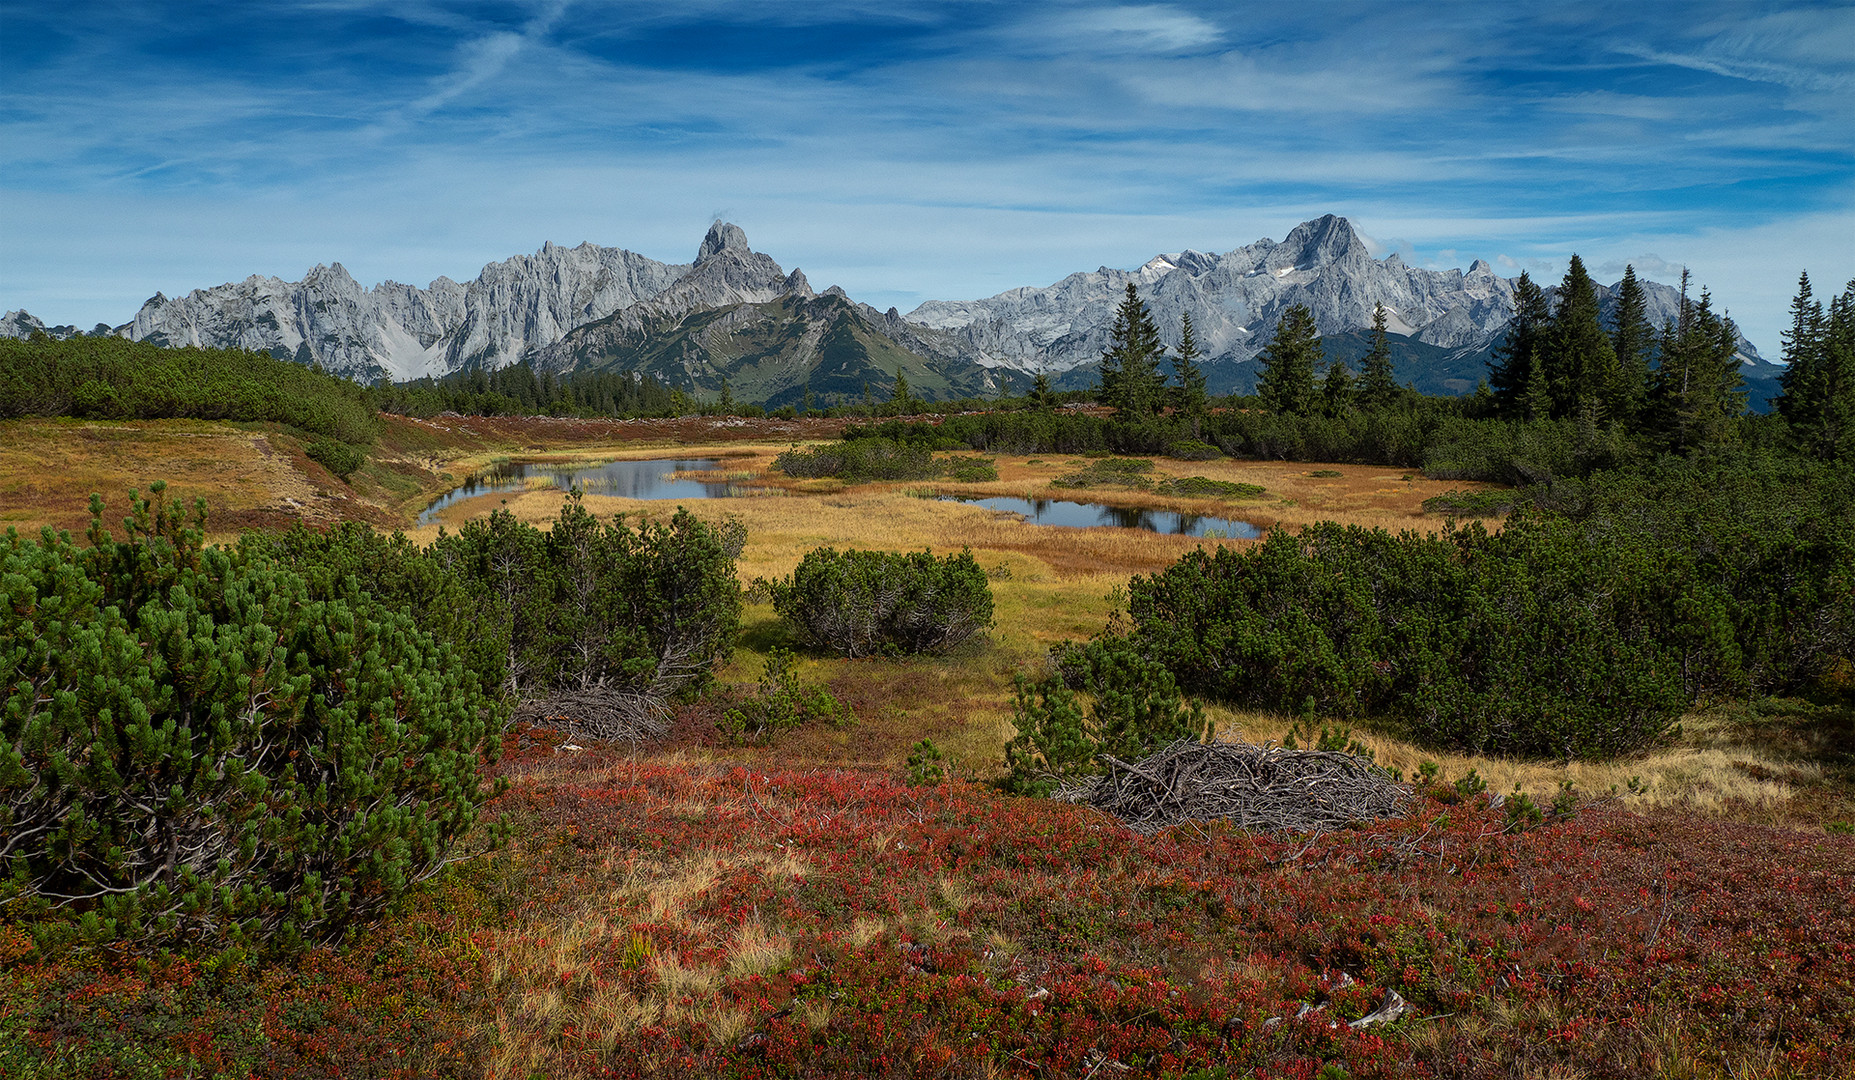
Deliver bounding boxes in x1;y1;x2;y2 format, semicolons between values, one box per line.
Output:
770;546;993;657
1;485;501;951
1122;452;1855;760
251;494;744;717
1005;636;1204;795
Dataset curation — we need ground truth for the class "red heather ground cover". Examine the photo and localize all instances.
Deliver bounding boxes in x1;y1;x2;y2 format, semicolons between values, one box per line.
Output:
480;739;1855;1079
4;733;1851;1078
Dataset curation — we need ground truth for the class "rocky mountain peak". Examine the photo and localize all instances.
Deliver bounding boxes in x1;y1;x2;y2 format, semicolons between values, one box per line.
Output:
1269;214;1370;272
698;222;751;262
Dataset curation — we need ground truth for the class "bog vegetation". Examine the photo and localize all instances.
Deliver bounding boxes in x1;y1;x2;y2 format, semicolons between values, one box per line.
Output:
0;265;1851;1077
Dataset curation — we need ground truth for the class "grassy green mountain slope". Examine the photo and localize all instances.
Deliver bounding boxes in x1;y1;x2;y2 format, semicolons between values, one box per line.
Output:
551;292;997;407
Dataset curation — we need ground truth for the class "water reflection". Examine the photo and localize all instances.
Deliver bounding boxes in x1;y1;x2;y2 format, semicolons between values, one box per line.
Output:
419;458;742;525
942;495;1261;538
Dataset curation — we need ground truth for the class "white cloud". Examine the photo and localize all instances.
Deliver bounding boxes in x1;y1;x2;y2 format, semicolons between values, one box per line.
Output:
1003;4;1223;56
1592;254;1687;280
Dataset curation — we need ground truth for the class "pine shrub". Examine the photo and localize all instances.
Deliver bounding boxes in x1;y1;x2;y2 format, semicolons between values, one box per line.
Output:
0;485;501;951
304;437;364;480
769;546;993;658
1005;636;1203;795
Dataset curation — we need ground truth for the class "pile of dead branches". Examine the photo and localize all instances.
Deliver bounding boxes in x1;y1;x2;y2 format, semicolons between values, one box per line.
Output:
1054;738;1412;835
512;690;668;744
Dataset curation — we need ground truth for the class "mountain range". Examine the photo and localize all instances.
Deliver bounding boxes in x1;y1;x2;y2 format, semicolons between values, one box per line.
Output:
3;216;1784;407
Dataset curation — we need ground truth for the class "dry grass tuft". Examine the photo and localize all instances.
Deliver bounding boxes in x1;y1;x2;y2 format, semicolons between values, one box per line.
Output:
725;919;792;979
847;915;887;949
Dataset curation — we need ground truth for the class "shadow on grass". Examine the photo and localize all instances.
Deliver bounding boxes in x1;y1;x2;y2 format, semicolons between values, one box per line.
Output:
1714;695;1855;826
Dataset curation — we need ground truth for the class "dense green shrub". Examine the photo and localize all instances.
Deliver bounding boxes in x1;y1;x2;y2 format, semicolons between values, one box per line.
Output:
1051;457;1156;489
770;546;993;658
0;486;500;950
1420;488;1525;517
0;336;379;445
941;455;1000;482
305;437;365;480
841;401;1652;486
1122;453;1855;759
773;438;940;481
1169;439;1223;460
247;495;744;725
238;521;511;708
1005;636;1204;794
773;440;998;484
434;495;742;706
1124;518;1689;758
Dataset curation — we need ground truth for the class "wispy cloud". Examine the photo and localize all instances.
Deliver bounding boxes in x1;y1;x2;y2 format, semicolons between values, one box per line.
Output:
1;0;1850;353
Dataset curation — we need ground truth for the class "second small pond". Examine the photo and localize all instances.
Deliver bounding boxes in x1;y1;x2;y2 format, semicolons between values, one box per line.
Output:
942;495;1262;539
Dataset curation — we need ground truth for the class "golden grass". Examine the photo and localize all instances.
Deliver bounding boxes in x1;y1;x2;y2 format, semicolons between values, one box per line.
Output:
0;418;343;541
724;919;792;979
1209;703;1821;814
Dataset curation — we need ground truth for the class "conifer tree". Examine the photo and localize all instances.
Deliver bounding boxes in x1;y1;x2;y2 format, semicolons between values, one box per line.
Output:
1031;372;1055;410
1321;357;1355;417
1256;304;1322;416
1489;272;1549;420
1031;374;1061;411
1609;265;1654;424
1172;311;1209;435
890;367;912;413
1099;283;1167;417
1647;270;1746;453
1545;255;1621;422
1357;302;1400;409
1776;273;1855;459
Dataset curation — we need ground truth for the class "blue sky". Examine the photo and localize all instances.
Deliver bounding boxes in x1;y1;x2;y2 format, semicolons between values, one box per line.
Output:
3;1;1851;354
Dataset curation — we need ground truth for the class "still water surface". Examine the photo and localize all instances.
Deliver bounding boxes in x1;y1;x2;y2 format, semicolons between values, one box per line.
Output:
941;495;1261;538
418;458;739;525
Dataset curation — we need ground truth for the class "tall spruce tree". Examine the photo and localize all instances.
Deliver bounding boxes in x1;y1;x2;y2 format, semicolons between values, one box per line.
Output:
1489;272;1549;420
1031;371;1055;410
1828;282;1855;458
1321;357;1355;417
1357;302;1400;409
1100;283;1167;417
1608;265;1655;426
1256;304;1322;416
1172;311;1209;435
1544;254;1621;422
1776;273;1855;459
889;367;913;414
1647;270;1746;453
